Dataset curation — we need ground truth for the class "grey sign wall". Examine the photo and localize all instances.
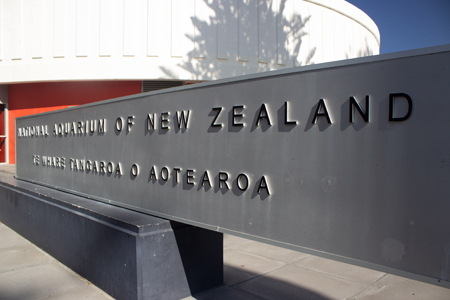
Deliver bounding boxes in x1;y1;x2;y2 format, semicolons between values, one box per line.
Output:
16;45;450;288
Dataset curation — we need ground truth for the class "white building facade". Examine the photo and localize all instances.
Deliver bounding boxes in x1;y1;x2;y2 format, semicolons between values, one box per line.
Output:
0;0;379;82
0;0;379;163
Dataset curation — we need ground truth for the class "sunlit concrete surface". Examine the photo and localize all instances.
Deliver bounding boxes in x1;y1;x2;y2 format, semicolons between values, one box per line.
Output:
185;235;450;300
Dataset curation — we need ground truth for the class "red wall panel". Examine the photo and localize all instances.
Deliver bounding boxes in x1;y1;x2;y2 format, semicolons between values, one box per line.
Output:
8;81;142;164
0;107;5;162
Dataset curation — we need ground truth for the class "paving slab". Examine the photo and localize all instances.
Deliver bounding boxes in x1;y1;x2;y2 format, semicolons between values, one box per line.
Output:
371;273;409;288
0;165;15;180
0;262;87;300
36;285;114;300
236;265;367;300
223;234;253;248
0;243;53;273
0;226;30;249
199;287;262;300
224;248;286;286
294;256;386;285
348;278;450;300
233;241;310;264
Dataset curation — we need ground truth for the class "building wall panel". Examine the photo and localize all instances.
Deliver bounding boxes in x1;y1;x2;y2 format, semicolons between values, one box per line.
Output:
322;7;334;63
10;0;23;60
334;13;345;61
293;0;309;66
258;0;276;64
194;0;217;59
99;0;113;56
171;0;194;58
276;0;292;66
344;17;353;59
238;0;258;62
0;0;380;81
123;0;137;56
31;0;45;59
76;0;89;57
146;0;161;57
217;0;238;60
53;0;66;58
307;2;322;65
352;20;361;57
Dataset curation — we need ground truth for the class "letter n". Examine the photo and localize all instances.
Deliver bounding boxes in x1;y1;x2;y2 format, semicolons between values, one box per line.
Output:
147;113;156;130
349;96;369;123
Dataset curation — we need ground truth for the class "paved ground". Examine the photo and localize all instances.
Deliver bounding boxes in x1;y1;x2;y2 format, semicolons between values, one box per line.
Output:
1;165;449;300
0;223;115;300
1;224;450;300
0;164;16;181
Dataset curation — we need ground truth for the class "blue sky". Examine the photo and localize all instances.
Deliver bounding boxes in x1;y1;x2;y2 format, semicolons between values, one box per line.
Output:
346;0;450;54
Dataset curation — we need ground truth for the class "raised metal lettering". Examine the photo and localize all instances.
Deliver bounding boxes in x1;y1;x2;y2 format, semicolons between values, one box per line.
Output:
232;105;245;127
161;112;170;129
210;107;223;128
312;99;332;124
186;169;195;185
349;96;370;123
219;172;229;189
255;103;271;126
389;93;413;121
236;173;249;191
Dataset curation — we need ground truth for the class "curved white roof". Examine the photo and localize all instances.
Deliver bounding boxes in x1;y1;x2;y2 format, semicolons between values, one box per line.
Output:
0;0;380;83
